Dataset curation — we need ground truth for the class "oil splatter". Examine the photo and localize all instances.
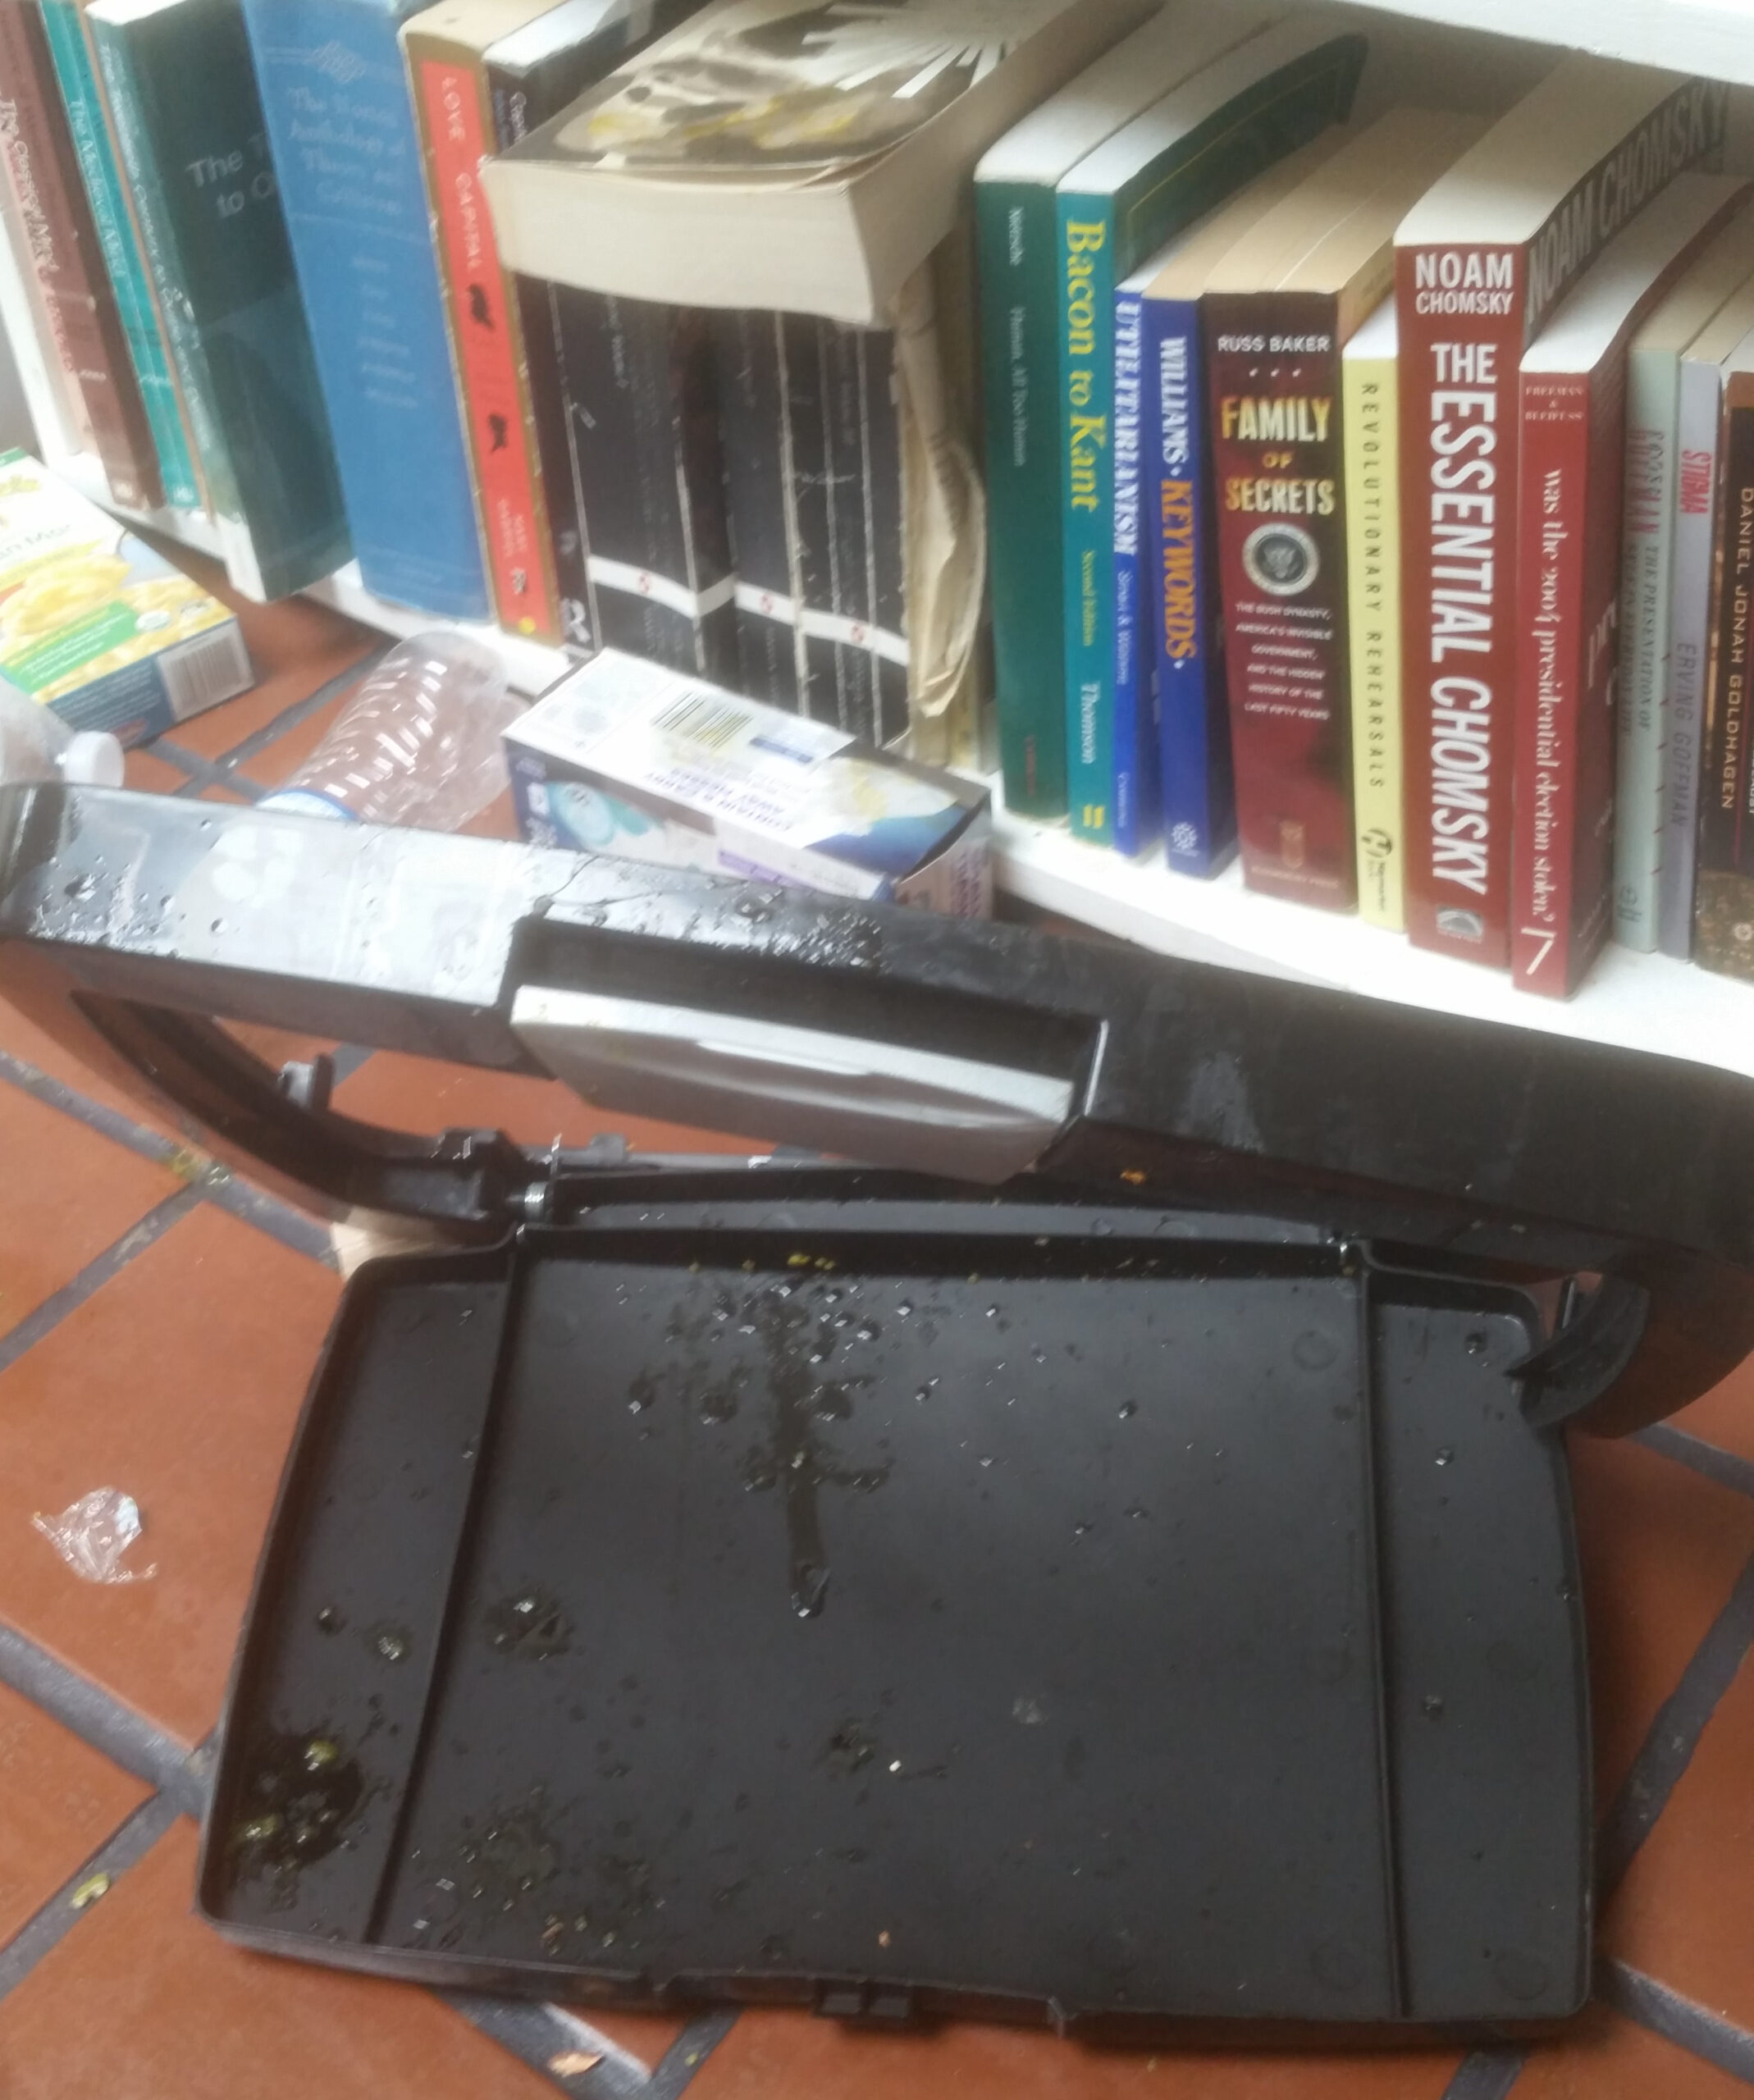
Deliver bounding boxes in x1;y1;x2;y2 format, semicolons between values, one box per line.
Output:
229;1729;363;1883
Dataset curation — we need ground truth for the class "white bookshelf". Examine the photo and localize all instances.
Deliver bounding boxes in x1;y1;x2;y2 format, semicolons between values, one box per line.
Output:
6;0;1754;1080
982;777;1754;1080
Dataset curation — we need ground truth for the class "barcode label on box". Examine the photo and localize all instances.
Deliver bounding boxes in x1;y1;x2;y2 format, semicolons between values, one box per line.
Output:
160;623;253;722
655;690;752;752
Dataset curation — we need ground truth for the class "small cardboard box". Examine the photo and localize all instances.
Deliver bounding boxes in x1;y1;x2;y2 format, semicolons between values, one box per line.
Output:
506;649;992;915
0;451;252;743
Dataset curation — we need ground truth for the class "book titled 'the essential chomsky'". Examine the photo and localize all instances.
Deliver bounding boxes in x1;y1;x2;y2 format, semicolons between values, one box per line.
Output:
1395;58;1729;969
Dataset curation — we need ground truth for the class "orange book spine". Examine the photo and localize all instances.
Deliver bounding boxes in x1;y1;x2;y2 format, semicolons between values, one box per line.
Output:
417;54;558;643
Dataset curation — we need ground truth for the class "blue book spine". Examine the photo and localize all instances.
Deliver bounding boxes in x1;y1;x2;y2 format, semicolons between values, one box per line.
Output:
1110;285;1158;856
1142;291;1235;878
39;0;201;511
240;0;488;619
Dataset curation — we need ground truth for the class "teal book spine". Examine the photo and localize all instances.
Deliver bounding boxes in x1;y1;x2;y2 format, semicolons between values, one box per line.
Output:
39;0;199;510
1057;189;1117;839
88;10;236;525
980;177;1068;819
87;0;349;600
1055;34;1365;844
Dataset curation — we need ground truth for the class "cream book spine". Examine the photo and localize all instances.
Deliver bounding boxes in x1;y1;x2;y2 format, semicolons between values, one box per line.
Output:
1343;301;1402;929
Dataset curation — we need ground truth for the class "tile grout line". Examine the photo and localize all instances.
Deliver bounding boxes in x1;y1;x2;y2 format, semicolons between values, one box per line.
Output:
154;638;388;801
1595;1543;1754;1897
0;1621;211;1815
0;1047;334;1267
206;641;389;775
1442;1533;1754;2100
1633;1422;1754;1504
0;1185;203;1377
1600;1958;1754;2084
0;1792;183;2004
447;1992;647;2098
447;1996;739;2099
648;2010;741;2100
161;641;390;802
1437;2048;1528;2100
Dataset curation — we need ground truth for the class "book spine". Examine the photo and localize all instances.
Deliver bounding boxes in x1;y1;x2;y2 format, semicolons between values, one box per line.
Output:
782;311;838;727
486;70;587;651
0;0;157;508
1398;76;1728;962
978;176;1066;818
1057;190;1117;842
555;285;737;685
240;0;484;618
862;322;908;749
39;0;198;509
1611;346;1680;953
1403;241;1520;961
516;274;590;646
85;8;237;528
90;0;349;602
1110;283;1156;856
1660;359;1723;958
1143;291;1233;879
1694;385;1754;977
410;46;559;641
1343;337;1402;928
820;317;879;746
714;308;804;712
1397;244;1527;966
1204;291;1354;909
1512;372;1589;997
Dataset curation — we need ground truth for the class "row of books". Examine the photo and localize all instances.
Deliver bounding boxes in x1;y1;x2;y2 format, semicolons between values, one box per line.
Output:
975;14;1754;993
0;0;1153;766
0;0;948;757
13;0;1754;993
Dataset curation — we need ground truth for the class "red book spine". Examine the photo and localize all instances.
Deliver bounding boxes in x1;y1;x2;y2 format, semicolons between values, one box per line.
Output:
1396;243;1526;966
1512;362;1625;998
417;56;559;643
0;1;157;509
1204;291;1355;910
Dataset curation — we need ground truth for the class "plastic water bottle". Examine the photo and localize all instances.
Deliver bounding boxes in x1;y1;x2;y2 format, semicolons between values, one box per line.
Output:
0;678;123;790
258;632;522;829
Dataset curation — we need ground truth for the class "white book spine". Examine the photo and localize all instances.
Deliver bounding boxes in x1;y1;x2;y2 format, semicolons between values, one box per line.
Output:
1613;345;1680;952
1660;358;1724;957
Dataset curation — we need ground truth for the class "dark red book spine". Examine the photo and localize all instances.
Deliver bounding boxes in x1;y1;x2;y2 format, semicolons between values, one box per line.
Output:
0;0;158;508
1511;366;1623;997
1204;290;1355;910
1692;375;1754;977
1399;75;1730;968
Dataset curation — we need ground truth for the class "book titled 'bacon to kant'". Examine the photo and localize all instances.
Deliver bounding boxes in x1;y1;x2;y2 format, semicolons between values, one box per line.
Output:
1395;60;1729;967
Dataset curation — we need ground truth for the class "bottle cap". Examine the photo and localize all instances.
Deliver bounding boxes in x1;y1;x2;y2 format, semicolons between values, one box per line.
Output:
62;732;125;788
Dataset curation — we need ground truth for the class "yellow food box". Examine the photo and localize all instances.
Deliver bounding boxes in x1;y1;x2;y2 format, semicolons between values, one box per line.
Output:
0;450;251;742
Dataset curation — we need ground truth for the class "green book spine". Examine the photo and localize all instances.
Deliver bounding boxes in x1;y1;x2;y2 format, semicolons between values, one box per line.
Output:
980;177;1067;819
88;8;236;527
86;0;349;600
1056;35;1366;845
1057;187;1117;839
39;0;199;510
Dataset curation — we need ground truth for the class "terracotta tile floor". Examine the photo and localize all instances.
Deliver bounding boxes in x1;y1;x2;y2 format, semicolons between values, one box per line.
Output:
2;566;1754;2097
